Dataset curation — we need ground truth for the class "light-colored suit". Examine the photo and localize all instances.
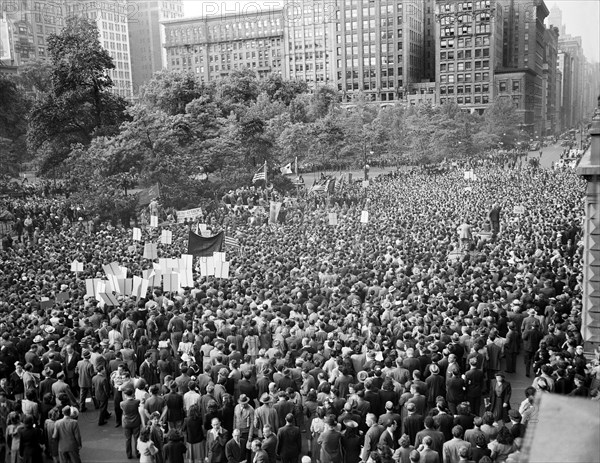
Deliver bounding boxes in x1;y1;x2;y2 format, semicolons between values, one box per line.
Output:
53;416;82;463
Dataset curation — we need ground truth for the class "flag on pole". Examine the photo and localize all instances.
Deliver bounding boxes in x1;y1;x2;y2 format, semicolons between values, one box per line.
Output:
269;201;282;224
280;163;293;175
252;161;267;183
310;179;330;194
138;183;160;206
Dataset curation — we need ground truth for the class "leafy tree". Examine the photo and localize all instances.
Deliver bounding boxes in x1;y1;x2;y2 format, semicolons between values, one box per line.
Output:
27;17;129;174
481;97;520;147
16;60;53;95
259;74;309;106
0;76;32;173
139;70;206;115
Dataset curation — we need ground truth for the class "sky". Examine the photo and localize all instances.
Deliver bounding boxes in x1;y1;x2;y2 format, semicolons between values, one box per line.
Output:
183;0;600;63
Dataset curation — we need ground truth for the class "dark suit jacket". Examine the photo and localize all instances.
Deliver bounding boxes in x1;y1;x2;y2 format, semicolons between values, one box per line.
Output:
378;428;396;449
262;434;277;463
318;428;342;463
121;398;141;428
92;373;111;401
225;437;247;463
63;351;81;380
207;428;230;463
253;449;269;463
465;368;484;398
402;414;425;445
52;417;82;453
419;448;440;463
276;424;302;459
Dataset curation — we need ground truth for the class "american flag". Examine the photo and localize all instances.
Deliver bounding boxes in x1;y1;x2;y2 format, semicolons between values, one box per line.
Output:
224;236;240;248
252;162;267;183
310;179;330;193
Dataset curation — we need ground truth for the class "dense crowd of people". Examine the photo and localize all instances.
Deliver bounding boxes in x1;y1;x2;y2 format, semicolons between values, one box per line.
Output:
0;161;598;463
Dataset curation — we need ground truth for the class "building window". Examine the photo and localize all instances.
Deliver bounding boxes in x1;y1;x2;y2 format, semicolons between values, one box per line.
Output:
512;80;520;91
499;81;507;92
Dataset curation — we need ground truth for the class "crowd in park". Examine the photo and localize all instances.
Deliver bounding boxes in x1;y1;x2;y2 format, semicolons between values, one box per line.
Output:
0;157;599;463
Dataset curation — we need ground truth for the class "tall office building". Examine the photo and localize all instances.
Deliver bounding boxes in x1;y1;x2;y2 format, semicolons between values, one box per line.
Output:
557;50;572;130
497;0;549;135
127;0;184;94
282;0;337;88
65;1;133;98
542;25;559;135
0;0;65;65
336;0;425;103
161;9;285;82
435;0;504;112
546;4;564;36
559;33;584;128
1;0;133;98
423;0;437;82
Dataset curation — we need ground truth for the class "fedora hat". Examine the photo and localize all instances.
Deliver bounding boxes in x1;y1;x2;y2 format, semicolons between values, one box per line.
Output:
238;394;250;405
259;393;273;404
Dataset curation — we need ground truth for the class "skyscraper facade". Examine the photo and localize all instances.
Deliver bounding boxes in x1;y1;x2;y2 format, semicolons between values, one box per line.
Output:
128;0;184;94
282;0;337;88
161;9;285;82
336;0;425;103
435;0;504;113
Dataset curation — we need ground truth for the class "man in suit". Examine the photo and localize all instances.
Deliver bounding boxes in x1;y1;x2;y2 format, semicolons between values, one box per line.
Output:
361;413;384;462
76;349;96;412
442;425;471;463
415;416;445;456
379;418;398;450
63;344;81;396
254;394;279;437
402;402;425;446
120;387;141;459
225;428;247;463
52;371;77;405
207;417;229;463
418;435;441;463
276;413;301;463
250;439;269;463
92;366;112;426
464;358;484;416
318;415;342;463
261;425;277;463
53;406;82;463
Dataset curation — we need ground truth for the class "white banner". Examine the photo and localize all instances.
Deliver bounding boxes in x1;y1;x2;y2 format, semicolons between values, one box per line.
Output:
177;208;203;223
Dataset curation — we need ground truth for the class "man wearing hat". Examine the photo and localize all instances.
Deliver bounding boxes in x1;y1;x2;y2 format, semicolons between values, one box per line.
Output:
234;394;255;441
504;322;520;373
76;349;96;412
92;366;112;426
254;393;278;438
317;415;342;463
522;321;543;377
277;413;302;463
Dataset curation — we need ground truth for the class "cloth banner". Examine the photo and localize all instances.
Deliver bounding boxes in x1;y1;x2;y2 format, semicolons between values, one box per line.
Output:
269;201;282;224
187;231;224;257
138;184;160;206
177;208;203;224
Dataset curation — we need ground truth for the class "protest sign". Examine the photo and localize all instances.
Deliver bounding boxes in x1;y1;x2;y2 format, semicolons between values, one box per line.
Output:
70;260;83;273
328;213;338;226
161;230;172;245
360;211;369;224
132;228;142;241
177;208;203;223
143;243;158;260
513;205;525;214
150;216;159;228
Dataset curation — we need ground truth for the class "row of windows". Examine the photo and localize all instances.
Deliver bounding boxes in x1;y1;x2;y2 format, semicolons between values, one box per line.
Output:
441;36;491;48
338;30;397;43
440;95;490;104
440;84;490;94
440;60;490;71
441;23;491;37
438;1;492;14
440;72;490;83
498;80;521;92
440;48;489;60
